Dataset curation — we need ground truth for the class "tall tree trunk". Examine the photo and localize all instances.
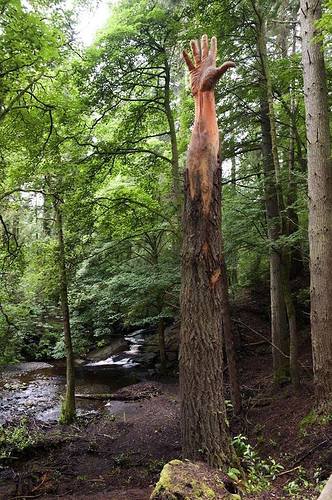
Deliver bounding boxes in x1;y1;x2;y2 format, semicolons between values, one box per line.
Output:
220;239;242;415
158;318;167;375
54;197;76;424
283;20;300;388
255;10;289;382
180;156;233;466
180;35;235;468
300;0;332;408
282;251;300;388
43;193;53;236
229;157;238;288
164;58;181;226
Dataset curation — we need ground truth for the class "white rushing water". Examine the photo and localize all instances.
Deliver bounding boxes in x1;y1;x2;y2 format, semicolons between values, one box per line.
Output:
86;331;145;367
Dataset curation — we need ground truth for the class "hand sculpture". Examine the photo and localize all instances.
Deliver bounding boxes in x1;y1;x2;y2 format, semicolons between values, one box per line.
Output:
183;35;235;96
182;35;235;212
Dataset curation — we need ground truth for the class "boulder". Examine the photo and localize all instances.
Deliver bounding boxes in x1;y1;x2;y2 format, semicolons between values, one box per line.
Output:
150;460;240;499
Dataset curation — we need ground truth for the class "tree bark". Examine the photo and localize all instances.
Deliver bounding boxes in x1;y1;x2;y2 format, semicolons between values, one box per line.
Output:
180;36;235;467
283;20;300;389
300;0;332;408
164;57;181;225
54;197;76;424
158;318;167;375
220;241;242;415
255;8;289;382
260;96;289;382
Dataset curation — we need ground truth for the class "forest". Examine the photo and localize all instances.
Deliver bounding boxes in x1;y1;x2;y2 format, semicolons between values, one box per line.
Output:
0;0;332;498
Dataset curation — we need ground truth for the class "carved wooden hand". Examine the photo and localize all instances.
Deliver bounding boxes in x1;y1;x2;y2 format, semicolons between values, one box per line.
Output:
183;35;235;95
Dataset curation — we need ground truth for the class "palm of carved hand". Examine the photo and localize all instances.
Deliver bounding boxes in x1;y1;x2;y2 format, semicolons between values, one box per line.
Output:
183;35;235;95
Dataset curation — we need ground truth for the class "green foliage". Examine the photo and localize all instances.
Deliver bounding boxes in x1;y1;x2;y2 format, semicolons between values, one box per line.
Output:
0;419;35;459
284;466;327;498
299;410;332;436
0;0;314;391
232;434;284;493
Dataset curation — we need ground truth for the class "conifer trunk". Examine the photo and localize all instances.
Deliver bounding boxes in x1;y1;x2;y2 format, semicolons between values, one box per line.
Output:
220;245;242;415
158;318;167;375
180;34;236;468
180;92;233;467
255;7;289;382
260;96;289;382
54;198;76;423
180;153;233;466
300;0;332;408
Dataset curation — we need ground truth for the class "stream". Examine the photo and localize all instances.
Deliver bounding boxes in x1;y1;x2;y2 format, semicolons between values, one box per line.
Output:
0;329;155;424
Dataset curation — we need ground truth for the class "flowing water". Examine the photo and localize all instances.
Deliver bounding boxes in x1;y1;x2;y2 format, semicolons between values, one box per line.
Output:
0;330;154;424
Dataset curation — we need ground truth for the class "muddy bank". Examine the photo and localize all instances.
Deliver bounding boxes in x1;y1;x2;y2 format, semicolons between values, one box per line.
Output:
0;377;328;499
0;382;180;499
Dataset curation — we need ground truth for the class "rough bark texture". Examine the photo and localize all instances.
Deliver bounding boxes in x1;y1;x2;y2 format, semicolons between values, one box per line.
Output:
284;48;300;388
180;36;235;468
54;198;76;424
158;318;167;375
300;0;332;408
255;8;289;382
282;256;300;388
180;156;232;467
164;58;181;229
260;97;289;382
220;229;241;415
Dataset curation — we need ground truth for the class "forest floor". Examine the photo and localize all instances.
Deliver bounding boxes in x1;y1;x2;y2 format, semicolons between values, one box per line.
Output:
0;304;331;499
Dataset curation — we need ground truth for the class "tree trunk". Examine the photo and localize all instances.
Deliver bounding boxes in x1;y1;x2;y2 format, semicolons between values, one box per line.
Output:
255;8;289;383
158;318;167;375
180;34;236;468
180;88;234;468
220;241;242;415
54;198;76;424
164;58;181;227
282;256;300;388
300;0;332;408
260;97;289;382
229;157;238;288
282;20;300;389
180;157;233;466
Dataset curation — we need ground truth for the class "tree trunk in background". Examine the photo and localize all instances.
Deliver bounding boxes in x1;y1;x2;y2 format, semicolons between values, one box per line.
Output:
43;193;53;236
282;256;300;388
260;96;289;382
158;318;167;375
285;66;300;388
54;198;76;424
229;157;238;288
164;57;181;235
255;10;289;382
220;239;242;415
221;160;241;414
300;0;332;409
282;20;300;389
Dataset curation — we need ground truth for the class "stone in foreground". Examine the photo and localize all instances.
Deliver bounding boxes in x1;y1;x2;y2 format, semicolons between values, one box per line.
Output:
150;459;240;499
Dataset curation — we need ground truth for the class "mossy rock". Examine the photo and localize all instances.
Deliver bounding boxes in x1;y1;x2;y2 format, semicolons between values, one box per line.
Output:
150;459;240;499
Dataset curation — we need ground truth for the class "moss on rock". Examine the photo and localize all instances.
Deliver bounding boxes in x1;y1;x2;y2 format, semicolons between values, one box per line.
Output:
150;459;239;499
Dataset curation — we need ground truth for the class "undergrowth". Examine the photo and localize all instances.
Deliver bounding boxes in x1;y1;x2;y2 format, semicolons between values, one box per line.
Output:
0;418;35;459
229;434;328;497
229;434;283;493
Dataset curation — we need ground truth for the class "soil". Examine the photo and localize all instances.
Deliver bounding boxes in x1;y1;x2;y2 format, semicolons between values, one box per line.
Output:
0;303;331;499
